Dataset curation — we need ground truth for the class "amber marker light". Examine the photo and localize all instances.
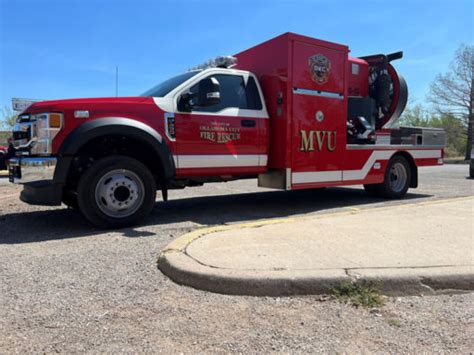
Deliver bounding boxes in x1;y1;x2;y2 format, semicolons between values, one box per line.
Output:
49;113;63;128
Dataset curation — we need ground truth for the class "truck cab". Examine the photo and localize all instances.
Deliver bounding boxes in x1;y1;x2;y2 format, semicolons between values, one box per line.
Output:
148;66;269;178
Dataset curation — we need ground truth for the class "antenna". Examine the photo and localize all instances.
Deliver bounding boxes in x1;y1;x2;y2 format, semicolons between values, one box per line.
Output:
115;66;119;97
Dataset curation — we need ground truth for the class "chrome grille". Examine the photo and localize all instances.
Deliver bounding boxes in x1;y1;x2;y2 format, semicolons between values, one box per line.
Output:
13;126;30;140
12;122;35;150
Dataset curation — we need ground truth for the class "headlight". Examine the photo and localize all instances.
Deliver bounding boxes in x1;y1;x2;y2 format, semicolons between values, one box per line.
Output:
32;112;63;155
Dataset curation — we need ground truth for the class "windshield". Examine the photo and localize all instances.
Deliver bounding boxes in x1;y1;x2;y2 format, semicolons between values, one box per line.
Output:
141;71;200;97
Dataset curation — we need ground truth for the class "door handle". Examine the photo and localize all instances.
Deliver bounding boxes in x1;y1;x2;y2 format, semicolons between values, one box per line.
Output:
241;119;256;127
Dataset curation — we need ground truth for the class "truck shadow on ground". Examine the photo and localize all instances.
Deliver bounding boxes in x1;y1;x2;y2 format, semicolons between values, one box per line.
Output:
0;187;432;244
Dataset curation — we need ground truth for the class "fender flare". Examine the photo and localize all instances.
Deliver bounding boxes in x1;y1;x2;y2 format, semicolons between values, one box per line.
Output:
54;117;175;183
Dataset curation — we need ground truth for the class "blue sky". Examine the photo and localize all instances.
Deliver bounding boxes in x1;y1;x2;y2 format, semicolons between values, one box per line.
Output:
0;0;472;111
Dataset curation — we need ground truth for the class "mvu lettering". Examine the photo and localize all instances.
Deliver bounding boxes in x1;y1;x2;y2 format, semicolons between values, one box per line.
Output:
299;130;336;152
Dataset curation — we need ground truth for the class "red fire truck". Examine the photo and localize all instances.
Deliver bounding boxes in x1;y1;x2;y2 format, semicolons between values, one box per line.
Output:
9;33;444;228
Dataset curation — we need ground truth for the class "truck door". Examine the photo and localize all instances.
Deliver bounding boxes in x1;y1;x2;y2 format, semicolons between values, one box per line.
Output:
173;72;268;176
291;41;347;187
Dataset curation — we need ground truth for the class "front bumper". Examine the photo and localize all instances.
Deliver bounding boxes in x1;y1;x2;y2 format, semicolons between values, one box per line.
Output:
8;157;57;184
8;157;62;206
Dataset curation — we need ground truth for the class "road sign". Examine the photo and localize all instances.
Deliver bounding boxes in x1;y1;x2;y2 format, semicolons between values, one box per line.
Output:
12;98;40;112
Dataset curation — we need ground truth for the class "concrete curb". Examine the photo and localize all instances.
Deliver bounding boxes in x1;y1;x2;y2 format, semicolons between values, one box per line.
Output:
158;197;474;297
159;252;473;296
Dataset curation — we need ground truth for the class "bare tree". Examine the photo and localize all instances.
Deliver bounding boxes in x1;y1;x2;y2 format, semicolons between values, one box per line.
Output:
429;44;473;160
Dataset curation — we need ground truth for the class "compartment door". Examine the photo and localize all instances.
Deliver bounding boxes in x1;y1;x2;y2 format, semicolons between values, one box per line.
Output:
291;41;347;187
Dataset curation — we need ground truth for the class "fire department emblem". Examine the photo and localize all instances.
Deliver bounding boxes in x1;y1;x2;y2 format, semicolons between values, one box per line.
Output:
309;54;331;84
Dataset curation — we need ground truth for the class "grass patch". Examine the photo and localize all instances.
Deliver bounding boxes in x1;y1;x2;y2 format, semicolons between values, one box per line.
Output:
387;318;401;327
331;281;385;308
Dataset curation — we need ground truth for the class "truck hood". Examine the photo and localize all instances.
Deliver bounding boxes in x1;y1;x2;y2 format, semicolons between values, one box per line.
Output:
24;97;151;114
23;96;175;115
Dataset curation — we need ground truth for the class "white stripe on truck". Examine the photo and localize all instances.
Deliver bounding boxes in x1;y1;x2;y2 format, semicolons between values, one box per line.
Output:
174;154;267;169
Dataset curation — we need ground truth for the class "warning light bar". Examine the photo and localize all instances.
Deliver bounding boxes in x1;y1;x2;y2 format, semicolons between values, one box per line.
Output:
190;56;238;70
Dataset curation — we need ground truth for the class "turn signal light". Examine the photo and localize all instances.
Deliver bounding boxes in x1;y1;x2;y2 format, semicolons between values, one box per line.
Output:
49;113;62;128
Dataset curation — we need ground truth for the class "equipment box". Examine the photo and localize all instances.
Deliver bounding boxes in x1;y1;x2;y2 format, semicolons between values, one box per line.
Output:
391;126;445;146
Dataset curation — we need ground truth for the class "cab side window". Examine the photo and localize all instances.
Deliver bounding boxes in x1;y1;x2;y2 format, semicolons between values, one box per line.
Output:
245;76;263;110
189;74;262;112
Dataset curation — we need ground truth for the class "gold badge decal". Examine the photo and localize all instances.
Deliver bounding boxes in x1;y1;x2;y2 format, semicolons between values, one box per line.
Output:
308;54;331;85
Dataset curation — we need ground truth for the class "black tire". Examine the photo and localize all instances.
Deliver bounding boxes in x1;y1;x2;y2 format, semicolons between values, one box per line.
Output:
378;155;411;198
77;155;156;229
364;155;411;198
62;191;78;209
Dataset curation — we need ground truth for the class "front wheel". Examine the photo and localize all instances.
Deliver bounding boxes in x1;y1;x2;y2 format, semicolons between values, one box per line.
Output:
77;155;157;229
364;155;411;199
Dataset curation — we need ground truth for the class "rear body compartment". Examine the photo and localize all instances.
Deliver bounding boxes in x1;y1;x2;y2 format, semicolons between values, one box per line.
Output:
235;33;444;190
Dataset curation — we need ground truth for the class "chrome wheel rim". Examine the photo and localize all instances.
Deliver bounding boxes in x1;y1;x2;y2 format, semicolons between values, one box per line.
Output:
94;169;144;218
389;162;407;193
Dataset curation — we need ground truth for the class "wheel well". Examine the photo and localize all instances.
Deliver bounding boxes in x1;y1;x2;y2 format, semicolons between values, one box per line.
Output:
392;151;418;188
64;135;166;190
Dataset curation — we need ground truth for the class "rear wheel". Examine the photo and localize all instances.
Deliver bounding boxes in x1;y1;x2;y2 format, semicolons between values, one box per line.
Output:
364;155;411;199
77;155;156;228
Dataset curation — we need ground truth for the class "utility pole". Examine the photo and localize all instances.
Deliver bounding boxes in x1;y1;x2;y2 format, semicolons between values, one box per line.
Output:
115;66;119;97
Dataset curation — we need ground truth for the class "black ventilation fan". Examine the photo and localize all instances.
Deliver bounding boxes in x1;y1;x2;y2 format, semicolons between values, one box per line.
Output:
360;52;408;129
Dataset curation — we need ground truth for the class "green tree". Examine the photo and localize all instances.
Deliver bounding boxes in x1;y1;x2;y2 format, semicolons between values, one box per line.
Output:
429;44;473;160
1;106;17;130
430;113;467;157
397;103;432;127
398;104;466;157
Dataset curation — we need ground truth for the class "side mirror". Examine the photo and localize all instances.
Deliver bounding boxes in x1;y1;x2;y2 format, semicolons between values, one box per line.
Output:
196;77;220;107
177;93;192;112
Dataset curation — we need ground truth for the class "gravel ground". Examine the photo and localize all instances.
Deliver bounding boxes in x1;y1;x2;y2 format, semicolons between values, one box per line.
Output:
0;165;473;353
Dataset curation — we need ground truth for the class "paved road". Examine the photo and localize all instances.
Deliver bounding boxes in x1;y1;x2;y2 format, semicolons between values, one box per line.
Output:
0;165;473;352
1;165;472;243
0;164;472;274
